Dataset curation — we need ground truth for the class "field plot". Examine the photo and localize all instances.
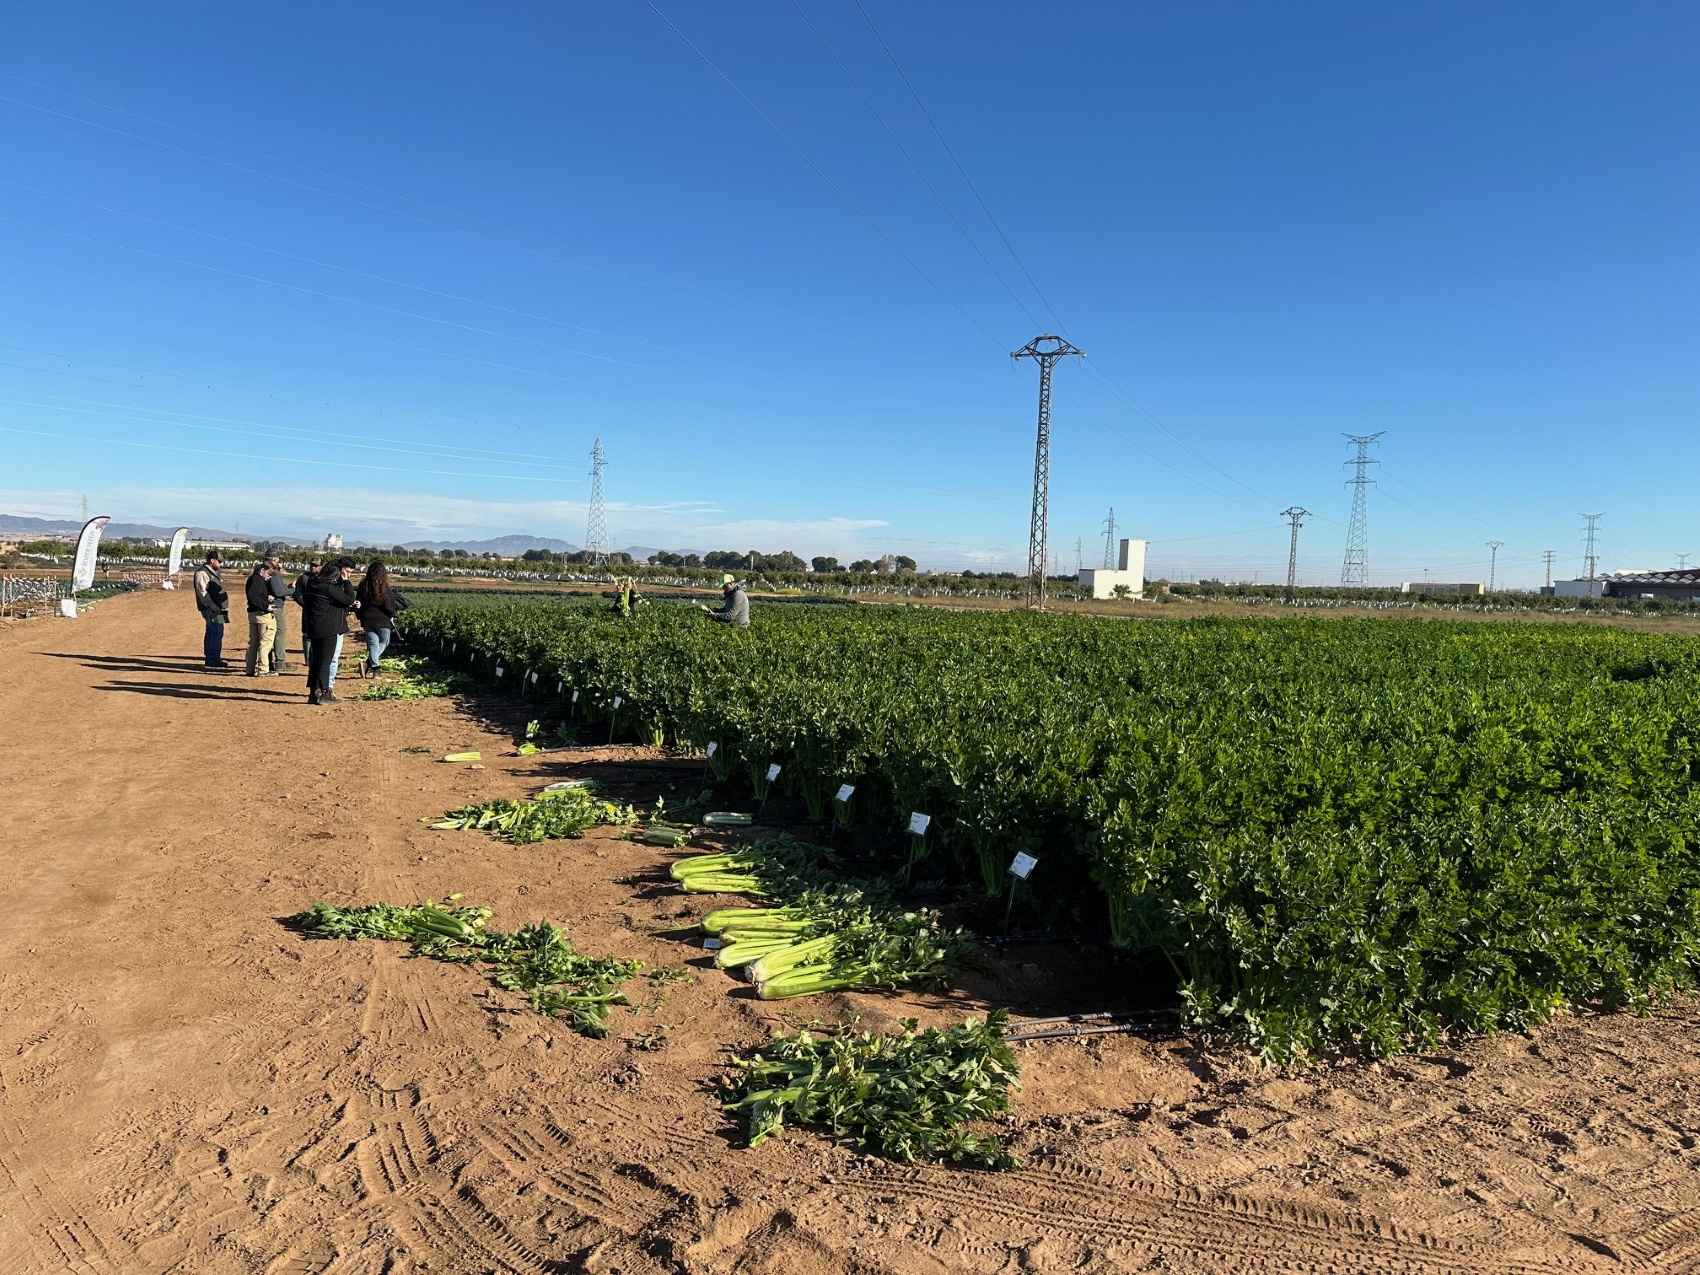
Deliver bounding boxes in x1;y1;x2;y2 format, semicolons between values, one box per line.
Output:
4;587;1700;1274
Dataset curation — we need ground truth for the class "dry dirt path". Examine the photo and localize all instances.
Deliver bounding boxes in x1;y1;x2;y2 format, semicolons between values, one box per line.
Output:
3;589;1700;1274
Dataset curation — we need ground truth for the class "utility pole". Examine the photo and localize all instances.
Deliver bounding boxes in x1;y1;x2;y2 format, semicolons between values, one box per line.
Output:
1340;432;1384;587
1542;549;1556;589
586;437;609;566
1280;506;1309;602
1101;507;1117;568
1486;541;1504;593
1581;513;1603;599
1012;335;1085;607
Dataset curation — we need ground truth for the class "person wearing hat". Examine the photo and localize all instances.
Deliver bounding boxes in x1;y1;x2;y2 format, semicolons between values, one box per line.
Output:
698;574;749;627
192;551;230;668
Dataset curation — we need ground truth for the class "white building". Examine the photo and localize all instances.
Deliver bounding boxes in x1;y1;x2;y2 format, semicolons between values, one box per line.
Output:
1078;538;1147;600
324;533;344;552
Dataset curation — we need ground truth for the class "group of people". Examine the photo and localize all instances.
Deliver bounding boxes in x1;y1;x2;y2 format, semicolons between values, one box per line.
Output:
191;552;409;704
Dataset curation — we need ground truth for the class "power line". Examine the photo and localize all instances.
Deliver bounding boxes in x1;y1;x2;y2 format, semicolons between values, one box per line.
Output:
785;0;1044;333
849;0;1068;334
638;0;1007;351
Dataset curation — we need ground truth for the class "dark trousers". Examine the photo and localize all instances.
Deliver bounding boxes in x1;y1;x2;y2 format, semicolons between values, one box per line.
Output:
202;616;225;665
307;632;338;692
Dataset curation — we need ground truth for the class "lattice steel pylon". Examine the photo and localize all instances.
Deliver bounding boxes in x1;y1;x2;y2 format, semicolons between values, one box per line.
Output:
1581;512;1603;599
1012;335;1085;607
1542;549;1556;589
1281;506;1310;601
1486;541;1504;593
1339;432;1384;586
585;437;609;566
1101;507;1117;568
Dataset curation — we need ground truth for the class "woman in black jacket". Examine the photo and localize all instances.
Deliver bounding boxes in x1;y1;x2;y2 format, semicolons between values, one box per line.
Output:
302;558;358;704
354;560;409;675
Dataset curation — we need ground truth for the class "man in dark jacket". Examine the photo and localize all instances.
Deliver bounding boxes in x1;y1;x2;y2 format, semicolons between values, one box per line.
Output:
301;559;358;704
192;552;230;667
263;553;290;673
293;558;323;676
243;561;279;677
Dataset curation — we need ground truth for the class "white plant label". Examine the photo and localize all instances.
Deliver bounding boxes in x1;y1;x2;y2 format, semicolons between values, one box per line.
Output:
529;671;538;684
495;666;504;678
557;681;563;694
908;812;931;837
612;696;623;710
766;763;782;782
835;783;855;803
1009;852;1039;879
703;937;723;950
572;689;580;703
705;741;718;757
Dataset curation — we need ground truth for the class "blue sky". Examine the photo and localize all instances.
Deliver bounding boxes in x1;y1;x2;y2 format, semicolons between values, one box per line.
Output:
1;2;1695;584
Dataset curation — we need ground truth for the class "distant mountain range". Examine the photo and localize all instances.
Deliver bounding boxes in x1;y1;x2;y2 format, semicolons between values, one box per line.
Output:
1;515;659;559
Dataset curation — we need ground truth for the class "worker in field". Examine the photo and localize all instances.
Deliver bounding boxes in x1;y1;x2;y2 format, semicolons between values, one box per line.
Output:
192;551;230;668
301;558;358;705
699;574;749;627
292;558;323;676
612;576;642;619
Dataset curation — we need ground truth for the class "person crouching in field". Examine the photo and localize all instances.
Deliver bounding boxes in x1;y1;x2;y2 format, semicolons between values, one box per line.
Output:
301;558;357;705
354;560;409;675
243;560;279;677
192;552;230;668
698;574;749;627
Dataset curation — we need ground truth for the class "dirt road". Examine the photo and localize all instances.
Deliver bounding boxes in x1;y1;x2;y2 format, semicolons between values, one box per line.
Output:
3;588;1699;1273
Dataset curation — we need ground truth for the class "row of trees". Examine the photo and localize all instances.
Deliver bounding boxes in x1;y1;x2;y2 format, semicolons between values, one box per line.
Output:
647;550;917;574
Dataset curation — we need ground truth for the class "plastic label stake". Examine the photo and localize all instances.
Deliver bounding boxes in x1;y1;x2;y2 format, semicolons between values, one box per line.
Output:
766;763;782;782
908;812;931;837
904;812;931;887
835;783;855;803
1005;853;1040;931
495;666;504;678
607;695;623;744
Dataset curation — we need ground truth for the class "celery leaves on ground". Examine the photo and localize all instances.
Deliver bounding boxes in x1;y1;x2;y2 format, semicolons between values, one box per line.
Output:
724;1011;1018;1167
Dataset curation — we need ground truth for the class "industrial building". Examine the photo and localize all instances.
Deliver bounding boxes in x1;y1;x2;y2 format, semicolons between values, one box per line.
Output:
1078;538;1147;599
1603;569;1700;601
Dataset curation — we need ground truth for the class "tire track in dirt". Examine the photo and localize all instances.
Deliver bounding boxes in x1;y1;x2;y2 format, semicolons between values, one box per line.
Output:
845;1157;1600;1274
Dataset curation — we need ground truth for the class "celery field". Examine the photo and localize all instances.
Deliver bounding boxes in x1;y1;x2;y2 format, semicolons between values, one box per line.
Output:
398;598;1700;1061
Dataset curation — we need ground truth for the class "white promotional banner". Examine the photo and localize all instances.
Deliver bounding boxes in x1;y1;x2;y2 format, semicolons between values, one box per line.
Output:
70;516;109;593
165;527;189;576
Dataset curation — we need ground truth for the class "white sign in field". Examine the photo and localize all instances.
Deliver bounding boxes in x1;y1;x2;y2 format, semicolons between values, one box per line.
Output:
1009;852;1038;879
70;516;109;593
908;812;931;837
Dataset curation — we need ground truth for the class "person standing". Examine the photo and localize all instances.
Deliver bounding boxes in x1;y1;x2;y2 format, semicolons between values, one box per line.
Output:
354;560;408;674
192;552;230;667
264;553;290;673
243;561;279;676
301;558;357;704
293;558;323;676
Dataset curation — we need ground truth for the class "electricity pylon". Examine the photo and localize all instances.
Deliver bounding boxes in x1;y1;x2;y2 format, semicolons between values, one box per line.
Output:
586;437;609;566
1339;432;1384;586
1486;541;1504;593
1542;549;1556;589
1101;507;1117;568
1581;512;1603;599
1012;335;1084;607
1281;506;1309;601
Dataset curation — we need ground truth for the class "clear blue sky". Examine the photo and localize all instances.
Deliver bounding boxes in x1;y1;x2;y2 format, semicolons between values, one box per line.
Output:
1;2;1695;584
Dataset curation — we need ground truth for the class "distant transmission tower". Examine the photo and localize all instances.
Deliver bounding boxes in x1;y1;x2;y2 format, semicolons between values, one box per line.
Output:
1678;553;1692;570
1541;549;1556;589
1581;512;1603;599
1281;507;1309;601
1101;507;1117;568
1339;432;1384;587
80;493;89;521
1074;537;1083;574
585;437;609;566
1012;335;1085;607
1486;541;1504;593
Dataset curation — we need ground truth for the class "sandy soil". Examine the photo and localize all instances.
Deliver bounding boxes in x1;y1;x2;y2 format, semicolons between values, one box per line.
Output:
4;588;1700;1274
